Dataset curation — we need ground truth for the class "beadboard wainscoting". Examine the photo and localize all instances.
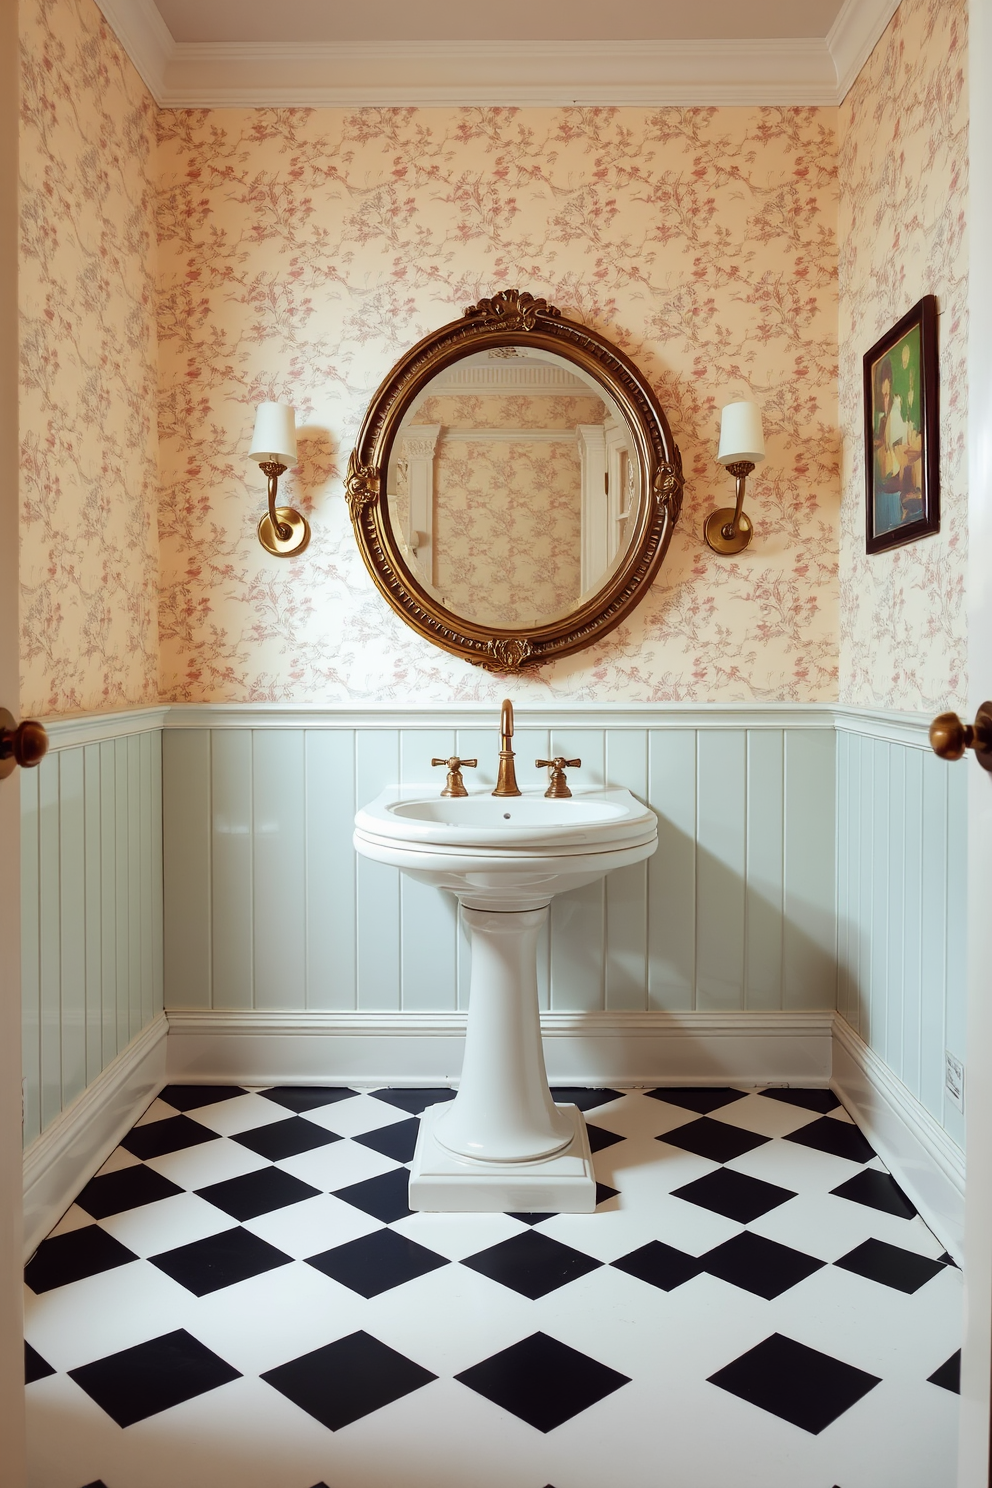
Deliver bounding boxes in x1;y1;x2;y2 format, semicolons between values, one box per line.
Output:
834;710;968;1151
831;709;968;1258
20;709;168;1147
161;705;839;1022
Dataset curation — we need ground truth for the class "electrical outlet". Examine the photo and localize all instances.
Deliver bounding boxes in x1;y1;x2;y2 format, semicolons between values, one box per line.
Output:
945;1051;965;1113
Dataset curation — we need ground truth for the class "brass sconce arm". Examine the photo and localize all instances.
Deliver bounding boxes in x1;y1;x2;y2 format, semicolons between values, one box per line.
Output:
704;460;755;555
257;460;311;557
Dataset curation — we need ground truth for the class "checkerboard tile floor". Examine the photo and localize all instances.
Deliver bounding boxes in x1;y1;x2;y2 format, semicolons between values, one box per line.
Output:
24;1084;962;1488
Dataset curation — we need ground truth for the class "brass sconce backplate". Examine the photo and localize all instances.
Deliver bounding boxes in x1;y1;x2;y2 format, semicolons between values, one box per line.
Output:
703;507;753;555
258;506;311;557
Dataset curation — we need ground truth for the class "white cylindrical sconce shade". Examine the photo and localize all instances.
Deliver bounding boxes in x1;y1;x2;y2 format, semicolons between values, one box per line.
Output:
249;402;297;465
717;401;765;465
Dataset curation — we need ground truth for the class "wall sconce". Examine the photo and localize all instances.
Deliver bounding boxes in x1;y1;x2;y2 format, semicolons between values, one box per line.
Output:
703;400;765;555
250;401;310;557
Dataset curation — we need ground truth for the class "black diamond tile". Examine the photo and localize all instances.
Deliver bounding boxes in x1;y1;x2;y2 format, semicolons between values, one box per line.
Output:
258;1087;357;1113
158;1085;246;1111
702;1232;825;1299
505;1183;617;1223
232;1116;341;1162
595;1182;619;1206
25;1226;138;1294
708;1332;880;1434
76;1165;184;1220
830;1169;917;1220
461;1230;601;1300
150;1227;292;1296
586;1124;625;1154
25;1341;55;1384
645;1087;747;1114
369;1087;457;1115
333;1168;412;1224
661;1116;770;1164
120;1115;218;1161
673;1168;796;1224
195;1167;321;1221
549;1087;622;1111
262;1331;435;1430
353;1118;420;1164
68;1328;241;1427
928;1351;961;1393
758;1087;841;1114
456;1332;629;1432
306;1229;448;1298
118;1118;220;1160
506;1211;554;1225
835;1238;945;1295
612;1240;703;1292
938;1251;959;1267
785;1116;875;1165
81;1481;108;1486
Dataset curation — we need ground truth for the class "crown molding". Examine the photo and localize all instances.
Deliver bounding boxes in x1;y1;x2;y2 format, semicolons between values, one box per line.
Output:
94;0;902;108
827;0;900;102
95;0;172;100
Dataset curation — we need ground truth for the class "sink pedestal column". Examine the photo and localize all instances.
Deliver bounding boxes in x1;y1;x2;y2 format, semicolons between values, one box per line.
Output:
409;903;596;1213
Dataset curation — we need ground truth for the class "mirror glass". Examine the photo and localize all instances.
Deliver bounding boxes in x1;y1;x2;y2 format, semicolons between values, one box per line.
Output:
385;346;640;630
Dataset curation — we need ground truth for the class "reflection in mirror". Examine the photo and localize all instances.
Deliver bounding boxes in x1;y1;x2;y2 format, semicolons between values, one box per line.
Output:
385;347;640;630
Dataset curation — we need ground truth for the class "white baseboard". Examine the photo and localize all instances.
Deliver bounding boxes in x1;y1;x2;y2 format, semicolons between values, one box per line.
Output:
165;1008;834;1089
832;1017;965;1263
22;1016;167;1261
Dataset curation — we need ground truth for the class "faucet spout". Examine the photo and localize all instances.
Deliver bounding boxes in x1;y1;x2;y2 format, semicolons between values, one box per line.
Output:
492;698;522;798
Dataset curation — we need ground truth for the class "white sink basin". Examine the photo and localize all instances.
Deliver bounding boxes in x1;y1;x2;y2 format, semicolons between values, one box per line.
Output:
355;785;656;872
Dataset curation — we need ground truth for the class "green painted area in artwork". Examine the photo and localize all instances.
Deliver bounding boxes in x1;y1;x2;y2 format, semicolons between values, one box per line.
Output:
871;324;923;536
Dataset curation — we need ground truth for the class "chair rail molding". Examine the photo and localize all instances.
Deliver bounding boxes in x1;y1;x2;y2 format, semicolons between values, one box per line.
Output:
95;0;900;108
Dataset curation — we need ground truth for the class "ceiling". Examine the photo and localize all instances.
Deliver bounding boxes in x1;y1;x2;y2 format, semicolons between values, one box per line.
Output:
152;0;845;44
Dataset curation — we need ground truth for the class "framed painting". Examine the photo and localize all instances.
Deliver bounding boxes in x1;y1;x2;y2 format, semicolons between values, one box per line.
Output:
863;294;939;554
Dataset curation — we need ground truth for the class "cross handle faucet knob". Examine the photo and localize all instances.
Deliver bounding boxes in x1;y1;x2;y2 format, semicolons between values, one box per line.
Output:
535;757;582;799
432;756;478;798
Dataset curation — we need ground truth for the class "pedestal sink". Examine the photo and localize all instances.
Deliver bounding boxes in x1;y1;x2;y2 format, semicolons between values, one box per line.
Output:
353;785;657;1212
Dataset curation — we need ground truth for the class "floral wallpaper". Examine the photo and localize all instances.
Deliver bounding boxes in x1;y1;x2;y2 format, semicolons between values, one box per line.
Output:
837;0;968;711
19;0;159;716
157;106;840;703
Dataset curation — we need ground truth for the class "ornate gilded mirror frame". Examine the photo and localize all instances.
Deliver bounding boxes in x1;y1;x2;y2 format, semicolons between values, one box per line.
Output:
346;289;684;673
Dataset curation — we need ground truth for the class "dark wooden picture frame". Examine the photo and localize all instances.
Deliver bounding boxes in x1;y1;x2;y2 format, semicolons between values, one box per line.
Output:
863;294;940;555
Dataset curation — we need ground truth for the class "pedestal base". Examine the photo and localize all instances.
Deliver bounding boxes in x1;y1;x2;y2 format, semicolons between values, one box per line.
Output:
409;1102;596;1213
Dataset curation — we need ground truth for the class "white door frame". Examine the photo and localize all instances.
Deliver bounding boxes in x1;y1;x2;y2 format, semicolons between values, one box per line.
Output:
0;0;26;1475
958;1;992;1481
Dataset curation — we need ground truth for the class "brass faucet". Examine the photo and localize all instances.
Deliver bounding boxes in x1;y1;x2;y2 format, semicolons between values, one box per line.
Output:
492;698;522;797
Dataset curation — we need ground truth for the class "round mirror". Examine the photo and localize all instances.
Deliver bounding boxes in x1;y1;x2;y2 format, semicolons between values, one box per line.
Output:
347;290;684;673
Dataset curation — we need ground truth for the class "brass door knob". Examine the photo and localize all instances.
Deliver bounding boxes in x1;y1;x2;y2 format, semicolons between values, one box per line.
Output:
0;708;49;781
929;703;992;771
